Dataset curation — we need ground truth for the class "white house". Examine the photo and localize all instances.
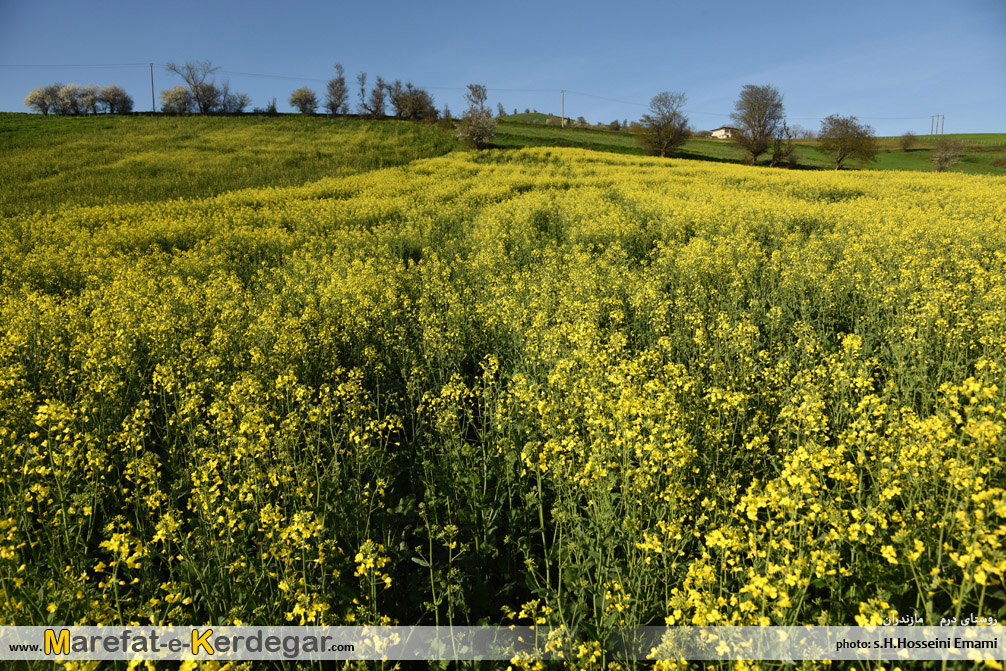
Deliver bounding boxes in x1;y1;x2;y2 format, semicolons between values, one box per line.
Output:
710;126;740;139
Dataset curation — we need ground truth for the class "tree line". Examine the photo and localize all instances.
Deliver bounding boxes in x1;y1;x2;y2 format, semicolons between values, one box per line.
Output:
637;84;863;169
286;65;437;121
638;84;963;171
22;63;965;171
24;84;134;115
158;61;497;148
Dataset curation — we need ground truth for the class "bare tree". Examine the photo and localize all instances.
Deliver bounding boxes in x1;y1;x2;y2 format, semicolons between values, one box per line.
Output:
899;131;916;151
99;85;133;114
289;87;318;114
932;137;965;172
161;85;193;114
194;82;221;113
457;83;496;149
166;61;221;113
465;84;488;114
325;64;349;116
219;80;250;114
817;114;879;170
790;123;814;139
497;102;506;118
638;91;689;157
730;84;785;165
387;80;405;117
368;76;387;119
768;122;797;168
356;72;369;115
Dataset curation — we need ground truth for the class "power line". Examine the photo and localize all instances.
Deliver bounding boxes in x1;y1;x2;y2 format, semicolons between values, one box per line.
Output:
0;63;152;68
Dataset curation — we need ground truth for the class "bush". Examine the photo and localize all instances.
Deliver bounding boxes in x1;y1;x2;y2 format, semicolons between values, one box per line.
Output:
899;131;916;151
289;87;318;115
457;84;496;149
932;138;965;172
457;111;496;149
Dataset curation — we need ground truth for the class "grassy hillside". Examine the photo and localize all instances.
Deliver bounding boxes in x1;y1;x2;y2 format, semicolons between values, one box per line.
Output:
4;113;1002;220
495;116;1006;174
0;113;461;216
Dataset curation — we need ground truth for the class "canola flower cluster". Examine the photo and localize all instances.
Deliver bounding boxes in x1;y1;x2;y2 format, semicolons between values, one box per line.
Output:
1;146;1005;669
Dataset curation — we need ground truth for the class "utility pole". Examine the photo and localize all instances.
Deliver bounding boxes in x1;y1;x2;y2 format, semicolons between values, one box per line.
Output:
931;115;935;136
561;90;565;128
150;63;155;113
941;114;945;135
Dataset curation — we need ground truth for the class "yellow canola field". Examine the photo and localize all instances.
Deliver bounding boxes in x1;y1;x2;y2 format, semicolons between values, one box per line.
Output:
2;147;1006;660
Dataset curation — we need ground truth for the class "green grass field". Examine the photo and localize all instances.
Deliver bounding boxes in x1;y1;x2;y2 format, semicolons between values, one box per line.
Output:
3;113;1002;219
0;113;461;216
495;116;1006;174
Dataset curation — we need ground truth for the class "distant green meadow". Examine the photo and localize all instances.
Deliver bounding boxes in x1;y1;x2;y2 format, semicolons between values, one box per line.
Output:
495;116;1006;174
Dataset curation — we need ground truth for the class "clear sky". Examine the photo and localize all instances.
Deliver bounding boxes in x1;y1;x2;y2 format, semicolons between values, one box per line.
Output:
1;0;1003;136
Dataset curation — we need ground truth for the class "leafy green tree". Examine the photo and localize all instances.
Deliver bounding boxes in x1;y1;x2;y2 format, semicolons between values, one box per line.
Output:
817;114;879;169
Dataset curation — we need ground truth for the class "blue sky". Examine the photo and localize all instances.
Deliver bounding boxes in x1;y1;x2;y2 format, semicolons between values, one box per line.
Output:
1;0;1003;135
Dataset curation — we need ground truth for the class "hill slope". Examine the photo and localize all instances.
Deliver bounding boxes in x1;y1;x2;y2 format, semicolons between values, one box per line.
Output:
495;116;1006;174
0;114;461;216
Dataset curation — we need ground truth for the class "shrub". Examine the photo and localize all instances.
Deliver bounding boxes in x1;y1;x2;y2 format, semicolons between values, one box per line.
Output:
456;84;496;149
289;87;318;115
932;138;965;172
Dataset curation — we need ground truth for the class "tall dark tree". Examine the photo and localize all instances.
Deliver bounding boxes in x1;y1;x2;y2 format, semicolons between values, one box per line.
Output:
730;84;785;165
